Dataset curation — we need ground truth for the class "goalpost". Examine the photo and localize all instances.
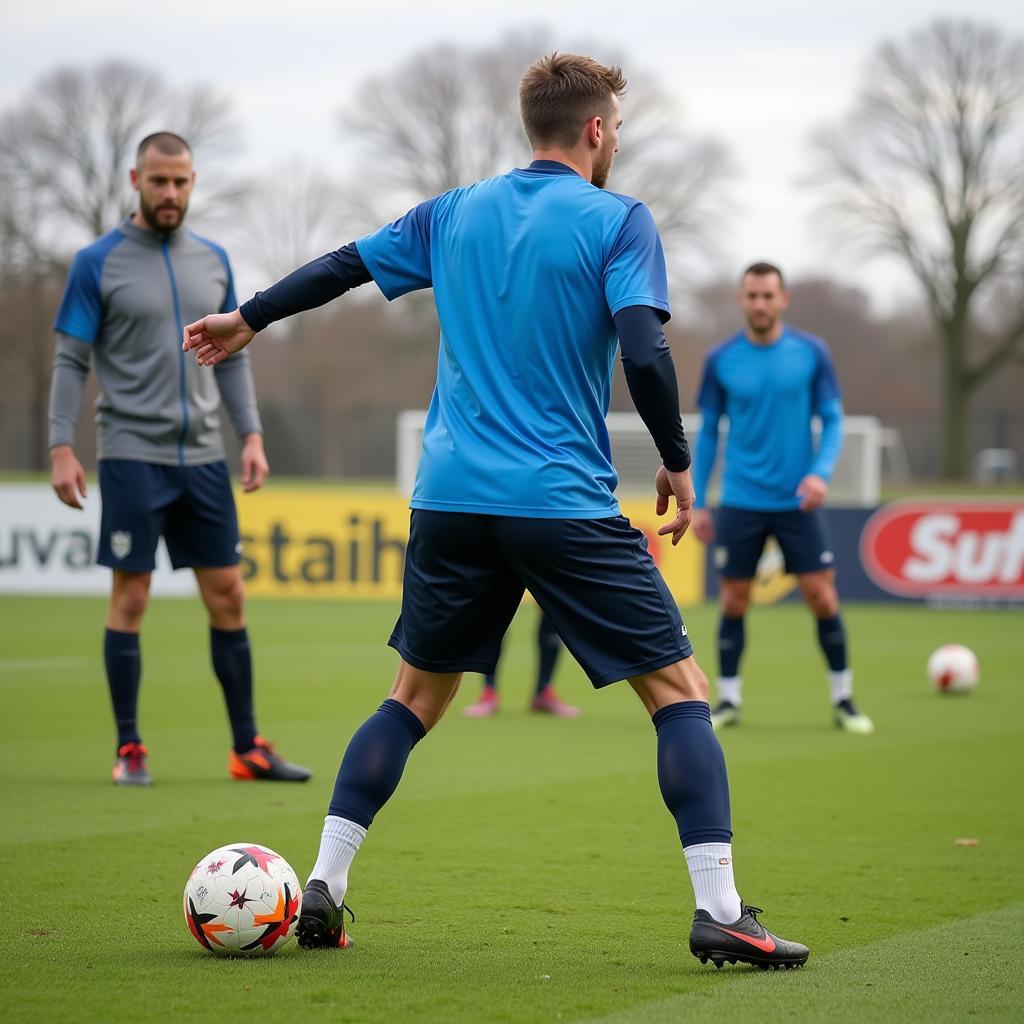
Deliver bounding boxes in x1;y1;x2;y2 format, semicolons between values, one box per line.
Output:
396;411;883;506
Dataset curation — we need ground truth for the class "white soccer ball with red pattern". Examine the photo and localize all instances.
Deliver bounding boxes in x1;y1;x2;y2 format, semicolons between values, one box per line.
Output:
183;843;301;956
927;645;980;694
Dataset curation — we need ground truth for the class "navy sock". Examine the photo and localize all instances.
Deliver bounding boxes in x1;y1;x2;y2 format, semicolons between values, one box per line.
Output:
483;674;497;689
816;614;848;672
535;615;561;695
652;701;732;847
210;627;257;753
328;699;426;828
717;615;745;678
104;629;141;748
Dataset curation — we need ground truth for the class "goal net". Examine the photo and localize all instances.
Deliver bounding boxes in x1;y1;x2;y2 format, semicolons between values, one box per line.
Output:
396;411;883;507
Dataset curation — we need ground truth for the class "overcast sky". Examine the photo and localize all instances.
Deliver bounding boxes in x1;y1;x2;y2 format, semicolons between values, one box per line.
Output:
3;0;1023;308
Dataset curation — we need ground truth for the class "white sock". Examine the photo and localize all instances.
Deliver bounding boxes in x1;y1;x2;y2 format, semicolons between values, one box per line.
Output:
717;676;742;706
307;815;366;905
828;669;853;704
684;843;742;923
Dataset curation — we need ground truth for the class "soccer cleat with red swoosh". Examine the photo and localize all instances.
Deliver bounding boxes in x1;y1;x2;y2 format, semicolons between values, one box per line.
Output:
296;879;355;949
229;736;312;782
690;903;809;970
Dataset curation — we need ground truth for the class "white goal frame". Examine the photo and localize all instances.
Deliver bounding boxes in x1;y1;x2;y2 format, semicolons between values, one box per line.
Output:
397;410;883;507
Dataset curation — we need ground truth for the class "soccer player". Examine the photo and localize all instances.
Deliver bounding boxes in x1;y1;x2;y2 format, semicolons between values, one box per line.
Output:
463;612;581;718
692;263;874;735
183;55;809;969
48;132;311;786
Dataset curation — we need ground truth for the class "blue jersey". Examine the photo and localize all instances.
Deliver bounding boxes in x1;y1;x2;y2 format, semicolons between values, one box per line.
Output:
356;160;670;518
694;327;844;511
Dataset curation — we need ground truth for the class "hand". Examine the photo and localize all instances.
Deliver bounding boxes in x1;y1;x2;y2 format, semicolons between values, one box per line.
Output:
691;508;715;545
51;445;87;509
182;309;255;367
797;474;828;511
654;465;695;546
240;434;269;493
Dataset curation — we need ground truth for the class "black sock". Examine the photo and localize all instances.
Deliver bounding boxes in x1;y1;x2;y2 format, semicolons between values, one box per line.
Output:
104;629;141;748
210;626;257;753
816;614;848;672
717;615;745;679
653;701;732;847
535;616;561;695
328;699;426;827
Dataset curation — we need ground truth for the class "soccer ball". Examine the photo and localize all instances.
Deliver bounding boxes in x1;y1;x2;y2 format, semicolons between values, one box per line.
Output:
183;843;301;956
927;645;980;694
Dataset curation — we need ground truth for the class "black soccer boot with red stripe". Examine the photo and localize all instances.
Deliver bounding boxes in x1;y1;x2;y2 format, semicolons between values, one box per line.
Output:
690;903;809;970
229;736;312;782
296;879;355;949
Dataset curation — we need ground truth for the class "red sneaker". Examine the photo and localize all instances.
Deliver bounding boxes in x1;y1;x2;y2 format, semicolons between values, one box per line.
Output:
113;741;153;786
530;687;581;718
463;688;499;718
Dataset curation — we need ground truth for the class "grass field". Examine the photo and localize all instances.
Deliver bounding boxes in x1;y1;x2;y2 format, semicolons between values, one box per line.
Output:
1;597;1021;1023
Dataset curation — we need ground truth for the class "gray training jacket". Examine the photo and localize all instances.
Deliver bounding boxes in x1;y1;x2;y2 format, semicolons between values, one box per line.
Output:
49;217;261;466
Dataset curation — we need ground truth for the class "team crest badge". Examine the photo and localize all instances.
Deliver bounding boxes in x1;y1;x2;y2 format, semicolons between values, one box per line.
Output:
111;531;132;560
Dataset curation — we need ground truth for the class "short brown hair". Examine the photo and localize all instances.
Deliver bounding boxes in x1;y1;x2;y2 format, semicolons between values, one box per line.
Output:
519;53;626;148
136;131;191;166
742;261;785;289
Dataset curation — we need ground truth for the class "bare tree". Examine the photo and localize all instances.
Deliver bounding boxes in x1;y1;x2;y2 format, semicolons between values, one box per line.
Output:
238;161;352;283
0;60;245;468
810;19;1024;478
340;30;732;275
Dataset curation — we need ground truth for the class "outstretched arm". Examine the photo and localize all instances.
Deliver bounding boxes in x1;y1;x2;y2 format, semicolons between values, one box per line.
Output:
183;243;372;365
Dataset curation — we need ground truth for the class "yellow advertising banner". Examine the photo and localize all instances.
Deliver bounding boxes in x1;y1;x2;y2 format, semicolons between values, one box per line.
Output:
236;488;704;605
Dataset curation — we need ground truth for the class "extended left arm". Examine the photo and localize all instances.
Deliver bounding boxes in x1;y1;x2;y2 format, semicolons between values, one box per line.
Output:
184;243;372;366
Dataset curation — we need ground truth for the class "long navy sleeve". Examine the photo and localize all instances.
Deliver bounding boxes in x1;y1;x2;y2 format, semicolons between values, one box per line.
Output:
239;243;372;332
615;305;690;472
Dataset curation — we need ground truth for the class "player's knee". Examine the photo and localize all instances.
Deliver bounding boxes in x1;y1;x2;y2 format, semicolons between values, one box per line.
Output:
207;576;245;620
112;576;150;623
805;584;838;618
720;588;749;618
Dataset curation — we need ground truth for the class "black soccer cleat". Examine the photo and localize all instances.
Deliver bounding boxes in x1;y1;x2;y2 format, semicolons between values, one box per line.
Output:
296;879;355;949
229;736;312;782
690;903;809;970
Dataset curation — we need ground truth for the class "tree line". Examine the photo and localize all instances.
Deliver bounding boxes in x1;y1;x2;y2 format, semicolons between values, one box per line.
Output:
1;21;1022;479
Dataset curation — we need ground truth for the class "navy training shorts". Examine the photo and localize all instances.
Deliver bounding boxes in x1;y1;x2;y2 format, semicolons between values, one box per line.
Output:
712;505;835;579
97;459;241;572
389;510;693;688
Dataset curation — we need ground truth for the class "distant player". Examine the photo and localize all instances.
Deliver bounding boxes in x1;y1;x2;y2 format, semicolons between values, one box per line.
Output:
692;263;874;734
464;612;580;718
49;132;310;786
184;56;809;969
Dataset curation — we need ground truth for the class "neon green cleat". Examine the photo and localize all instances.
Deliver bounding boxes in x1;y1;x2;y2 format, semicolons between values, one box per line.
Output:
834;698;874;734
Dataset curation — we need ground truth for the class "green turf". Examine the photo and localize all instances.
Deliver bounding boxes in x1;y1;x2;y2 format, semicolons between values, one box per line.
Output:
1;598;1021;1022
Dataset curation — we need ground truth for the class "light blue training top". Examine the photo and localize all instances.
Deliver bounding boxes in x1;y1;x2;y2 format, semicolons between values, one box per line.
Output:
693;327;844;511
356;160;671;518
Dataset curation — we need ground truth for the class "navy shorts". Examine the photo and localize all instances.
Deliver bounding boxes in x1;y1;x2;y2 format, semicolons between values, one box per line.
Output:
712;506;835;579
389;511;693;688
97;459;241;572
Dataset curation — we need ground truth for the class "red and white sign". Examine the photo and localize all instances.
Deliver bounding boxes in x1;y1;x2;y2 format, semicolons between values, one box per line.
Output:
861;500;1024;597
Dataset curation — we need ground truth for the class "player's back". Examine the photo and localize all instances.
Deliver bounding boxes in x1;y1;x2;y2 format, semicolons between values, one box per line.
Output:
358;161;668;519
